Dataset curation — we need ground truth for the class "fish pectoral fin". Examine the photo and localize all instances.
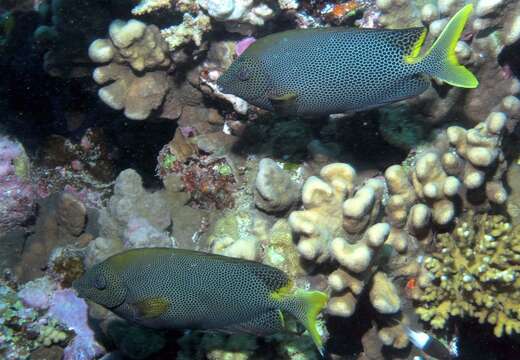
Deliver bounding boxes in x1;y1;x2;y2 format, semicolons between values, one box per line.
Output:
130;297;170;320
215;310;285;336
268;92;298;115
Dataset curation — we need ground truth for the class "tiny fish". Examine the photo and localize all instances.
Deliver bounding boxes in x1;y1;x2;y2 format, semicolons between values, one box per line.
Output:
73;248;328;356
407;327;457;360
217;4;478;116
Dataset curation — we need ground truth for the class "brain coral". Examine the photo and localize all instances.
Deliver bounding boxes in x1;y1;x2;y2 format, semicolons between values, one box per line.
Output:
416;211;520;337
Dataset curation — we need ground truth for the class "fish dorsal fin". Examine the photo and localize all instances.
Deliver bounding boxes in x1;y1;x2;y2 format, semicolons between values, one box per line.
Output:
268;91;298;115
383;27;427;59
130;297;170;319
248;263;291;293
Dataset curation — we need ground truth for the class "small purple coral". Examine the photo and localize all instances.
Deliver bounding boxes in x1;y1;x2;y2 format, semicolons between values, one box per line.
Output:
49;289;105;360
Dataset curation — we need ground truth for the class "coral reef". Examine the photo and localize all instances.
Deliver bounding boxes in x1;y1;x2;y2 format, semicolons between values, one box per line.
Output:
14;192;96;283
84;168;172;266
161;11;212;51
288;163;400;320
3;0;520;359
1;276;104;360
0;136;34;234
89;19;171;120
254;158;300;214
0;280;68;360
416;212;520;337
157;131;238;210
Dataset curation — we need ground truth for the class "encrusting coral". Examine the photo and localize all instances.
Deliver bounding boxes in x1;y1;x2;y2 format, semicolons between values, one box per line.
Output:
254;158;300;214
415;211;520;338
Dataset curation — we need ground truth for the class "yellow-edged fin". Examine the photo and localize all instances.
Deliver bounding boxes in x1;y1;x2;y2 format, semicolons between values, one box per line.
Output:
295;289;328;357
131;297;170;319
270;280;294;301
407;4;478;88
404;28;427;64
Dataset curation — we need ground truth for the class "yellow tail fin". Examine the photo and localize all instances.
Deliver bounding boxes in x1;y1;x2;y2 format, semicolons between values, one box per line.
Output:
408;4;478;88
289;289;328;357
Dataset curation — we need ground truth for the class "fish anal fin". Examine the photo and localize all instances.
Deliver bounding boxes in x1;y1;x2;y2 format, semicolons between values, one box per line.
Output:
268;91;298;115
130;297;170;319
215;310;285;336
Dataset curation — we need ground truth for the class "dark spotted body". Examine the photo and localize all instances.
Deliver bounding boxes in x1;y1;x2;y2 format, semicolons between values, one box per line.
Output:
219;27;428;115
217;5;478;116
75;248;288;331
73;247;328;356
117;249;288;330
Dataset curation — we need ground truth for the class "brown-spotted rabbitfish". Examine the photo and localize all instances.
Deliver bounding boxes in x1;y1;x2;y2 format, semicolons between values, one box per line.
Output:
73;248;329;356
217;4;478;116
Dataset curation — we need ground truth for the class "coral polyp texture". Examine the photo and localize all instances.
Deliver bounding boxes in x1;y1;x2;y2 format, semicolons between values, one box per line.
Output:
416;212;520;337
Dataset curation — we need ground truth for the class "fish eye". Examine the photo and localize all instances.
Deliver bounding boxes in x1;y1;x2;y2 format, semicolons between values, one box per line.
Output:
94;274;107;290
237;68;251;82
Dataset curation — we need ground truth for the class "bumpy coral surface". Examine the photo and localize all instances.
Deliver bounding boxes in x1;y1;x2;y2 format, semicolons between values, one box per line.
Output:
89;19;171;120
417;212;520;337
0;136;35;233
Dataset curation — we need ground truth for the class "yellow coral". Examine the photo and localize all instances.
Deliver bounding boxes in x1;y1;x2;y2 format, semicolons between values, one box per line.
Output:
416;212;520;337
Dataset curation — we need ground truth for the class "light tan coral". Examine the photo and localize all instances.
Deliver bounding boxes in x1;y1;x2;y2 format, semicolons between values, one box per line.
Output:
288;163;356;263
131;0;173;15
288;164;401;318
386;110;510;231
161;12;212;51
89;19;172;120
369;272;401;315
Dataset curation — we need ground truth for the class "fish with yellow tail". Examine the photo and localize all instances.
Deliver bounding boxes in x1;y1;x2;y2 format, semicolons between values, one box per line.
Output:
73;248;329;356
217;4;478;116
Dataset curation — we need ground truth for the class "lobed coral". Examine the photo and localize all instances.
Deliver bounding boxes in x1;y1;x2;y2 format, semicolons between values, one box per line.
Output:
416;212;520;338
287;163;403;324
89;19;171;120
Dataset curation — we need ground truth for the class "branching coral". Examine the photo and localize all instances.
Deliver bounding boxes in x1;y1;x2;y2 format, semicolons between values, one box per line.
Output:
161;11;212;51
416;212;520;337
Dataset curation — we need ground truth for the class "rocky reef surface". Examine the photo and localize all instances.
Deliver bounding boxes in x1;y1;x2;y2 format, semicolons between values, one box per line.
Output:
1;0;520;359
